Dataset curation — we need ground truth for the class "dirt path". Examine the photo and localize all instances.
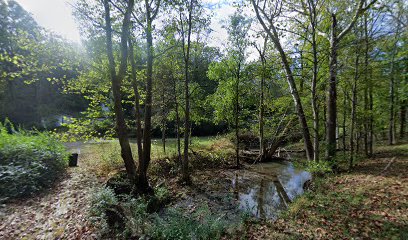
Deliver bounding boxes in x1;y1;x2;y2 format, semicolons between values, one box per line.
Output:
0;153;100;239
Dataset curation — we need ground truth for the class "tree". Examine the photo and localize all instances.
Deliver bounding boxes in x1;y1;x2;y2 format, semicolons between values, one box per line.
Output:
251;0;314;160
103;0;137;180
319;0;377;159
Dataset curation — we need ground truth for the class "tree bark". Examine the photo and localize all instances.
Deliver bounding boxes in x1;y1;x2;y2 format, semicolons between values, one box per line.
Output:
235;62;240;167
324;0;376;161
363;14;370;156
259;58;265;156
350;53;360;169
389;47;396;145
326;14;338;160
342;87;347;158
161;88;166;154
172;74;182;164
103;0;137;180
310;3;320;162
181;0;193;183
401;100;407;139
128;38;143;164
139;0;155;191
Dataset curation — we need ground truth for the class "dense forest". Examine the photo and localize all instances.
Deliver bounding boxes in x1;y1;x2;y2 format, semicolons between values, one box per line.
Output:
0;0;407;239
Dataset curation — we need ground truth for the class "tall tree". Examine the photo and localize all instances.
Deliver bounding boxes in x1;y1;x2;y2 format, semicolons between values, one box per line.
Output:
131;0;161;190
103;0;137;180
251;0;314;160
320;0;376;159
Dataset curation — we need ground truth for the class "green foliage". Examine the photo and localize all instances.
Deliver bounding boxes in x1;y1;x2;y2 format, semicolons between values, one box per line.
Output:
148;206;227;240
0;123;69;201
88;187;119;235
304;160;333;176
89;187;119;219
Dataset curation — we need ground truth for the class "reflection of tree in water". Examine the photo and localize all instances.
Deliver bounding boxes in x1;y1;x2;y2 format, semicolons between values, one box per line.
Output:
256;178;265;218
233;162;311;219
273;177;291;207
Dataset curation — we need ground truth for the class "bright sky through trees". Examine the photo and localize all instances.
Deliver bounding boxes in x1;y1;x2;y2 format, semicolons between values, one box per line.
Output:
15;0;81;42
14;0;234;46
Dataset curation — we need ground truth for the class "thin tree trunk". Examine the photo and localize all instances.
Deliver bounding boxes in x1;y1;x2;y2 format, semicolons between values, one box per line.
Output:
182;0;193;183
103;0;137;180
363;14;370;156
140;0;154;191
255;37;267;158
172;75;182;164
259;61;265;156
309;3;320;161
128;38;143;163
235;62;240;167
350;54;359;169
389;51;396;145
401;100;407;139
326;14;338;161
342;87;347;157
161;89;166;154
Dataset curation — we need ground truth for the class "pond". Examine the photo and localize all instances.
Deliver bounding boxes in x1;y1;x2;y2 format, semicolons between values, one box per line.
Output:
231;161;311;219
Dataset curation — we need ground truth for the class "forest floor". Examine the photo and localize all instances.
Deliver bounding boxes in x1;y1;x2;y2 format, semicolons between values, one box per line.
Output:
0;140;406;239
248;143;408;239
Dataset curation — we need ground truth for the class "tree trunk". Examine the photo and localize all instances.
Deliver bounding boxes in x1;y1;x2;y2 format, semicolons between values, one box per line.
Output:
350;54;359;169
182;0;193;183
128;38;143;163
259;60;265;156
326;14;338;161
172;75;182;164
235;62;241;167
342;87;347;157
140;0;154;191
389;53;396;145
401;100;407;139
363;15;370;156
310;14;320;162
161;89;166;154
103;0;137;180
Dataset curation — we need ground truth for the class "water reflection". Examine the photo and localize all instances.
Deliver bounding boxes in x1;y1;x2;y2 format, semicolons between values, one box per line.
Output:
232;161;311;219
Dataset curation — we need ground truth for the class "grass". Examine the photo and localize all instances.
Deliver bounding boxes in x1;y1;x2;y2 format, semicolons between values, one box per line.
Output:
75;136;234;178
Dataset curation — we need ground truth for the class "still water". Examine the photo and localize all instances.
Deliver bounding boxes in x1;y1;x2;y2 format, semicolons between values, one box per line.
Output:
232;161;311;219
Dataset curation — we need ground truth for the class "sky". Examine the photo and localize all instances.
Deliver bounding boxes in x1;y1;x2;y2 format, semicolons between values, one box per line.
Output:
15;0;81;42
14;0;236;48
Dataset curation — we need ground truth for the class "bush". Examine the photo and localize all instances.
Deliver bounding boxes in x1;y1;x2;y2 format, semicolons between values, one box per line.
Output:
305;160;332;176
0;123;68;201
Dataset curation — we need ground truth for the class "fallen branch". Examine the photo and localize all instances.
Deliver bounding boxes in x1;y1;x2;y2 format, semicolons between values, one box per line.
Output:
381;157;396;175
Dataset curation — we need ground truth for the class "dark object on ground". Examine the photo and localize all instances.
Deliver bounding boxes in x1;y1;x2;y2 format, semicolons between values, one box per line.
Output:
106;171;135;197
303;179;312;190
69;153;78;167
105;204;126;230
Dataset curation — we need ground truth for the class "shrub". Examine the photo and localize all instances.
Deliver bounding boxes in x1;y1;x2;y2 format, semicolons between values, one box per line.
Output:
0;123;69;201
305;160;332;176
89;187;120;237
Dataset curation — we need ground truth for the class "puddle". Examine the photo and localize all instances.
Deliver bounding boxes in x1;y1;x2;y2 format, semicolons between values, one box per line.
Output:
232;161;311;219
